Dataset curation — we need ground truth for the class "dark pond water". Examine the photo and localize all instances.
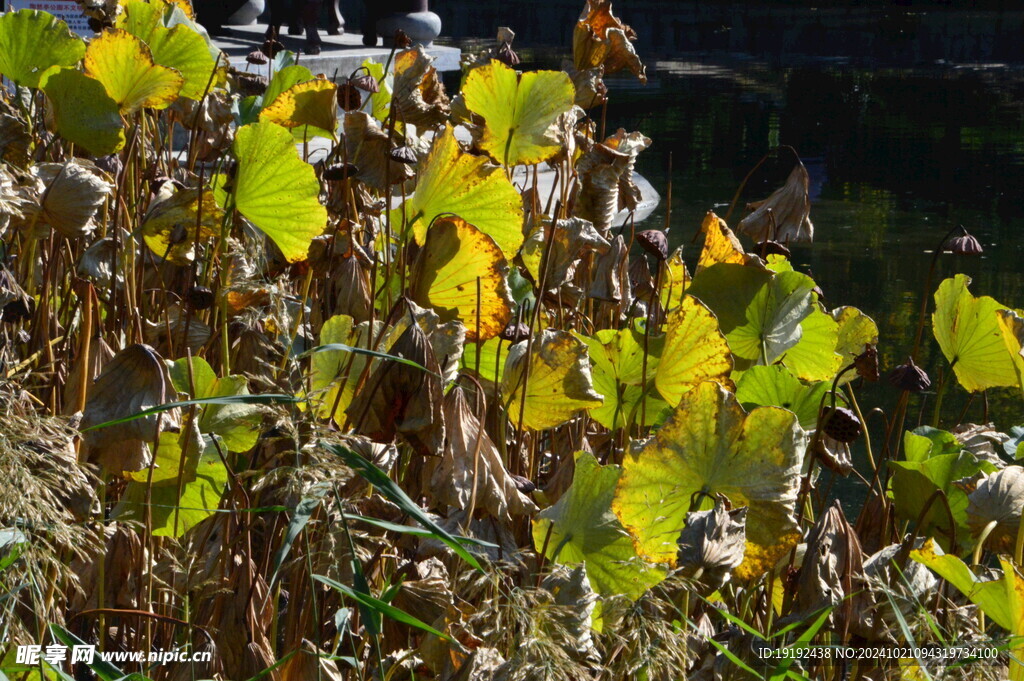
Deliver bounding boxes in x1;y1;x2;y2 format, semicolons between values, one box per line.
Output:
436;9;1024;507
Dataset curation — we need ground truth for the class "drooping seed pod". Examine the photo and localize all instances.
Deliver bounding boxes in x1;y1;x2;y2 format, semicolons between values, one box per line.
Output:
496;42;521;67
351;74;380;94
336;81;362;111
854;345;880;382
322;163;359;182
246;49;269;66
389;146;418;165
889;357;931;392
821;406;862;443
260;39;284;58
636;229;669;261
499;321;531;344
186;286;215;311
393;29;413;49
947;227;983;256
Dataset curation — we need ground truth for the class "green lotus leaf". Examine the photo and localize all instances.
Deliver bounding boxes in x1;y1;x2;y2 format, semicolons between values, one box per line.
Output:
84;29;183;113
394;124;525;259
533;451;666;599
169;357;262;453
654;295;733;406
41;68;126;156
232;120;328;262
139;26;216;101
687;264;840;382
463;59;575;166
409;215;514;342
307;315;375;424
735;364;830;430
575;326;669;429
501;329;603;430
997;309;1024;393
912;541;1024;680
0;9;85;88
460;335;504;386
116;438;228;538
932;274;1020;392
888;428;993;551
613;381;806;580
127;427;202;486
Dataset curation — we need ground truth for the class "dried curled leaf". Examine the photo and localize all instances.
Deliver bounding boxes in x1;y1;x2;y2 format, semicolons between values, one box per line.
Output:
429;385;536;522
574;142;631;233
677;503;747;592
738;161;814;243
80;344;178;474
573;0;647;84
31;161;113;239
520;216;610;291
392;47;450;128
967;466;1024;553
343;112;414;190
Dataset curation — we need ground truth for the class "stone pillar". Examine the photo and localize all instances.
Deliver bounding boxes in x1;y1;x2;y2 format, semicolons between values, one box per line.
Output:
363;0;441;48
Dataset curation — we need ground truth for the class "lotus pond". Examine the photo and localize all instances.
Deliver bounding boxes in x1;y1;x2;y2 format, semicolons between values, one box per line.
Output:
2;2;1024;681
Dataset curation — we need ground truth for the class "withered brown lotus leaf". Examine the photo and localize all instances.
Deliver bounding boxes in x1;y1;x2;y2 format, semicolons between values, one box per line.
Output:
168;90;234;161
391;557;452;635
540;565;598;658
573;0;647;84
31;160;112;239
0;165;27;235
795;500;870;632
392;47;451;128
279;639;343;681
343;112;415;190
562;61;607;109
814;435;854;477
0;112;31;167
953;422;1009;469
346;319;445;458
77;236;122;290
0;263;33;323
588;233;631;305
521;216;610;292
144;303;212;353
602;129;651;212
738;161;814;243
330;247;373;323
676;503;746;591
80;343;178;474
636;229;668;261
574;143;631;233
385;299;467;383
429;385;537;522
967;466;1024;553
63;336;114;416
69;523;146;611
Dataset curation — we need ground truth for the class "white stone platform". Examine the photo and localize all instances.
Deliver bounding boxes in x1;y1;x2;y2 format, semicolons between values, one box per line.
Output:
214;23;462;76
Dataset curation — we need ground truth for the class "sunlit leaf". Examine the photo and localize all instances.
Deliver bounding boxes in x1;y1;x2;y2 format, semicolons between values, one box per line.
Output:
735;365;829;430
502;329;603;430
576;325;669;429
84;29;184;113
933;274;1020;392
655;295;733;406
233;120;328;262
141;187;224;265
410;215;513;342
697;210;749;271
658;247;691;313
534;451;666;599
0;9;85;88
463;59;575;166
307;315;370;423
260;77;338;137
169;356;262;452
116;438;229;537
997;309;1024;393
395;124;524;259
833;306;879;383
41;68;126;155
781;306;843;382
613;382;806;579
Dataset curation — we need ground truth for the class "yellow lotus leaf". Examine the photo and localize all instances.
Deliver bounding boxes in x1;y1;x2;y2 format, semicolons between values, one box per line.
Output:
932;274;1020;392
410;216;513;342
307;315;376;423
833;306;878;384
697;210;750;271
997;309;1024;392
396;124;524;259
655;295;733;406
85;29;184;113
233;121;328;262
141;188;224;265
613;381;805;579
0;9;85;89
260;77;338;135
463;59;575;166
501;329;603;430
41;68;126;156
658;247;690;314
